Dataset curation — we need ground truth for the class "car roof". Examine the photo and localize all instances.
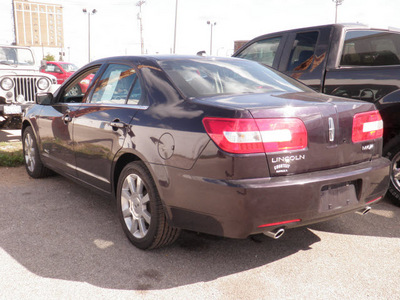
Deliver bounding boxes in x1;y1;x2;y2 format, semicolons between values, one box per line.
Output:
0;44;32;49
239;23;400;41
86;54;244;67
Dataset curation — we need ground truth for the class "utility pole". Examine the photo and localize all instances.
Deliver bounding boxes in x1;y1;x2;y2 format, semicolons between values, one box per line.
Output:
332;0;344;24
136;1;146;54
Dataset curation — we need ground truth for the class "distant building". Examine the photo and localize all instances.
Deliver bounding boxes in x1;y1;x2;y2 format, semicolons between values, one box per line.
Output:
234;40;248;53
13;0;64;48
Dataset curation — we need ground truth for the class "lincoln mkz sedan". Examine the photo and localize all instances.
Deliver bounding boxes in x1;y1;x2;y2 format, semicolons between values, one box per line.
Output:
22;55;390;249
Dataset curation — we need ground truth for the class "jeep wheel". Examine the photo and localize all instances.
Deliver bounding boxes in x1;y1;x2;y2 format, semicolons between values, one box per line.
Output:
383;136;400;206
66;84;82;97
116;161;181;249
22;127;52;178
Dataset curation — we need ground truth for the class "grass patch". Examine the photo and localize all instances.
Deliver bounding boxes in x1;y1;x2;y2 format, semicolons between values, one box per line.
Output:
0;141;24;167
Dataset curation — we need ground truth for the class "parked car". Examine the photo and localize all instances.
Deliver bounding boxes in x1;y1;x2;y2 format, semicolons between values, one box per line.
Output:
40;61;78;84
22;55;390;249
233;24;400;206
40;61;93;96
0;45;57;128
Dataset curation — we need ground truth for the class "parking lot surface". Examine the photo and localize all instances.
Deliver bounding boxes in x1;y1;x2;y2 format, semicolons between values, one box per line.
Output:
0;129;21;143
1;166;399;299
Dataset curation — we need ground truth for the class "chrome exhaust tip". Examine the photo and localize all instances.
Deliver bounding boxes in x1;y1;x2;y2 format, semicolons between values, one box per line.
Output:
356;206;371;216
263;228;285;239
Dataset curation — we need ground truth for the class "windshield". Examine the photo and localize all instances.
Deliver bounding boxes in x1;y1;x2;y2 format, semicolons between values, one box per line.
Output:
0;46;35;66
159;58;312;98
62;63;78;72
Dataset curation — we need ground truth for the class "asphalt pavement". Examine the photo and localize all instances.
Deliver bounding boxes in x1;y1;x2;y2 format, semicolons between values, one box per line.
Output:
0;129;21;143
1;165;399;299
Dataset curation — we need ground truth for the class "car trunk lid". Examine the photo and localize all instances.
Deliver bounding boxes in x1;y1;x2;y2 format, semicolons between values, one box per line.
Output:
247;92;382;176
199;91;383;176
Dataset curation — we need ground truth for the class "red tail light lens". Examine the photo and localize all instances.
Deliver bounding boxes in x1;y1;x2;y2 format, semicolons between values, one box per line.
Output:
352;111;383;143
202;117;308;154
255;118;308;152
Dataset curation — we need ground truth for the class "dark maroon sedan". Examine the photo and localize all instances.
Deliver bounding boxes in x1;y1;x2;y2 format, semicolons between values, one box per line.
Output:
22;55;390;249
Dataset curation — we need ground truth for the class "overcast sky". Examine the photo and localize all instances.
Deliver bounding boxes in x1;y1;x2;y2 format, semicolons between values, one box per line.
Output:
1;0;400;67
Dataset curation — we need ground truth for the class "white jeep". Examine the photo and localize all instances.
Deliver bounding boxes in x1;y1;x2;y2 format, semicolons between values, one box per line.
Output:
0;45;57;128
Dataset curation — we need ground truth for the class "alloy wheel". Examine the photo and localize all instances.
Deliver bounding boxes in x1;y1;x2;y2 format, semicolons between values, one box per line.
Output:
120;173;151;239
24;132;36;173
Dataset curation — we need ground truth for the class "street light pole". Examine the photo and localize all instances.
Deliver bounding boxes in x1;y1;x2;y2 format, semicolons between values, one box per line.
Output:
136;1;146;54
332;0;344;24
83;8;97;62
207;21;216;55
173;0;178;54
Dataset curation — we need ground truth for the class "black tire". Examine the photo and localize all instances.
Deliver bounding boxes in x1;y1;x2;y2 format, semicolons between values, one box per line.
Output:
116;161;181;249
22;126;52;178
383;135;400;206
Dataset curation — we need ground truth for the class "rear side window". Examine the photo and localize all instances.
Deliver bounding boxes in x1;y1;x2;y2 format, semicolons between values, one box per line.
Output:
91;64;139;104
287;31;319;71
235;37;282;67
340;30;400;66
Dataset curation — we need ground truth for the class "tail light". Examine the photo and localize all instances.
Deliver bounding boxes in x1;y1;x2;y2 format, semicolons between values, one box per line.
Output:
202;117;307;154
352;110;383;143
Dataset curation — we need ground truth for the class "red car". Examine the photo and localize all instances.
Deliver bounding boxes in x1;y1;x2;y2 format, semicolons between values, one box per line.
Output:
40;61;93;95
40;61;78;84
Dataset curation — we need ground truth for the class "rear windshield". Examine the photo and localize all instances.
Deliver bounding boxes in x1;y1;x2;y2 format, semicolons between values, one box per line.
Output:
341;30;400;66
159;58;312;98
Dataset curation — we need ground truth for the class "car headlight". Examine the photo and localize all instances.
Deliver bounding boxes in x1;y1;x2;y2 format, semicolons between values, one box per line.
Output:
1;77;14;91
37;78;50;90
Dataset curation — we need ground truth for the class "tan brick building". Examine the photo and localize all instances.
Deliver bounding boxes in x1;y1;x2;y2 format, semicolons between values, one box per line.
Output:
13;0;64;48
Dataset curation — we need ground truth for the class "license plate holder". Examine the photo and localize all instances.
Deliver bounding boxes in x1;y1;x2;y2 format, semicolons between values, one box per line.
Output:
320;182;358;212
4;105;22;115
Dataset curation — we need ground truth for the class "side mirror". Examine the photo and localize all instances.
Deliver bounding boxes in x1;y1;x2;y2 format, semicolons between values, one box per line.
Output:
40;60;47;68
36;92;53;105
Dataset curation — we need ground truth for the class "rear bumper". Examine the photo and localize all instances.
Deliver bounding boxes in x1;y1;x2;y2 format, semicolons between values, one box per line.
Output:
163;157;390;238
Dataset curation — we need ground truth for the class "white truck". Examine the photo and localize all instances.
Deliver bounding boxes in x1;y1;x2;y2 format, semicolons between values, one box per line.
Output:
0;45;57;128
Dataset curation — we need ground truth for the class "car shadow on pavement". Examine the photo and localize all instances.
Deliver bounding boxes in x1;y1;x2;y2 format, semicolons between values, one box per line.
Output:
0;129;22;143
308;197;400;237
1;166;399;291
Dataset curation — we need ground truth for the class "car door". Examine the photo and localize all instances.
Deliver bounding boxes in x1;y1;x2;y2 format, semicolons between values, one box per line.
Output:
278;27;332;92
36;66;101;177
72;62;144;193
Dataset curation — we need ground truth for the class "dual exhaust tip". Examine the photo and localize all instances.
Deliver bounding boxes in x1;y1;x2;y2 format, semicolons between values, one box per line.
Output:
263;228;285;239
263;206;372;239
356;206;371;216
